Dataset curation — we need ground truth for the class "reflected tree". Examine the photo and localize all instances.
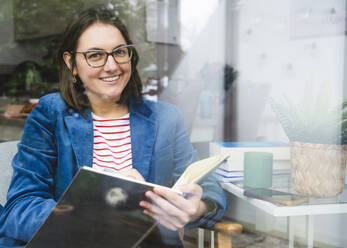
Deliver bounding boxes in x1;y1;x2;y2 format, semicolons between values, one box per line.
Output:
0;0;156;97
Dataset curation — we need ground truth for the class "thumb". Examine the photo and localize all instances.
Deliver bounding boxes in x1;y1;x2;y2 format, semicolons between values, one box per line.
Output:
176;184;203;198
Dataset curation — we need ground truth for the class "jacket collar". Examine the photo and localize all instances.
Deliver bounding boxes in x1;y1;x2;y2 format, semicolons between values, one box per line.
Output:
64;107;94;169
64;98;157;180
129;99;157;180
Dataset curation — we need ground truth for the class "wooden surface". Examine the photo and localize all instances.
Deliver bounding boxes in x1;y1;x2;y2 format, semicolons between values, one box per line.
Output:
212;221;243;234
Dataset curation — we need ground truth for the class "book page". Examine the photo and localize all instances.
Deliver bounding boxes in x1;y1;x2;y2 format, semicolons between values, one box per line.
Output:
173;154;229;187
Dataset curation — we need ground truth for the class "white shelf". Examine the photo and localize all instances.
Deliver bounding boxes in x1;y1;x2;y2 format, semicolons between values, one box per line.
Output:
221;182;347;217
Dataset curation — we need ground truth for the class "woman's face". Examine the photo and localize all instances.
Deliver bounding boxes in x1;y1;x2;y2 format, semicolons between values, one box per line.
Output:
70;22;132;105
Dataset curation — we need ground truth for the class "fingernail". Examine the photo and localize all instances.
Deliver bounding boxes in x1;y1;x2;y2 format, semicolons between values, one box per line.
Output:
153;187;161;194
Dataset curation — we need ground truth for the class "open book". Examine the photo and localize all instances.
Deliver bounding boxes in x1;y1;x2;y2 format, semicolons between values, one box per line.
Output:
174;154;229;187
26;154;229;248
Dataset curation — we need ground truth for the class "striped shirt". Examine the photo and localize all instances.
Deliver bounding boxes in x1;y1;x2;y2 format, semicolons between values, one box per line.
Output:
92;113;132;173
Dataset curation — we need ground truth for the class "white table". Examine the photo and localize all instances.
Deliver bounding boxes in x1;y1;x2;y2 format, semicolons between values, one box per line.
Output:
221;175;347;248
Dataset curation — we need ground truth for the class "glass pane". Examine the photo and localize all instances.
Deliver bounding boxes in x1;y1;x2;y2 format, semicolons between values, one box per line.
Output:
0;0;346;247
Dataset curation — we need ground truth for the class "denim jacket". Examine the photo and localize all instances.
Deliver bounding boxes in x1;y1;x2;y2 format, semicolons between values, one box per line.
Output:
0;93;226;247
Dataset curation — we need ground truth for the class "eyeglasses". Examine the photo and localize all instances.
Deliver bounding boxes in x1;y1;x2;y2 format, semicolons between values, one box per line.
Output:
73;44;134;68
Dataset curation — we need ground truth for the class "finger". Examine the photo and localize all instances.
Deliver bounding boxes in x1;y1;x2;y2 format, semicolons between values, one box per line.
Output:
145;191;186;216
154;186;201;211
153;187;187;208
140;200;186;228
128;168;145;181
176;184;203;197
140;200;168;217
144;191;190;225
143;210;178;231
118;168;145;181
154;186;205;221
143;208;184;230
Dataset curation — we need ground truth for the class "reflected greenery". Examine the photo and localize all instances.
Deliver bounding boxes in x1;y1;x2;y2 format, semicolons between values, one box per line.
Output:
270;84;347;145
0;0;156;97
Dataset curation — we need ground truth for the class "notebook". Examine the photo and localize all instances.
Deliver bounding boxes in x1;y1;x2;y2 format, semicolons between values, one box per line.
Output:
26;155;228;247
26;167;181;248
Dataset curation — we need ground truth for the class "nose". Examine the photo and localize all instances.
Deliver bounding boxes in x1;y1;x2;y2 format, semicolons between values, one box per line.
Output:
103;54;119;72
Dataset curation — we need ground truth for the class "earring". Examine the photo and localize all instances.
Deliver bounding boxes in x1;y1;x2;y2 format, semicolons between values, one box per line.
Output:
72;75;77;84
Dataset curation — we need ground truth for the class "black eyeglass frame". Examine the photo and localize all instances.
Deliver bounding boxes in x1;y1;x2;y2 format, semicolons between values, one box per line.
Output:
72;44;134;68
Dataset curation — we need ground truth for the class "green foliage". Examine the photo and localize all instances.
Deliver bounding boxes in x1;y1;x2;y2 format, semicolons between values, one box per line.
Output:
1;0;154;97
6;62;57;98
270;83;347;145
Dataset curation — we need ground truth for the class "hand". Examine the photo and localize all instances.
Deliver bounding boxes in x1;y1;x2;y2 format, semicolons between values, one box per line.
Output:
118;168;145;181
139;184;207;231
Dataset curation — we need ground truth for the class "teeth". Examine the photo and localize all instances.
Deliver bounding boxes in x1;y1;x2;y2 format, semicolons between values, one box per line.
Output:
102;76;120;82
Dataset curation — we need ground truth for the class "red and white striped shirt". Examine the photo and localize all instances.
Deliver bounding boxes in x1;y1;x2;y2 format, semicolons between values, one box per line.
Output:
92;113;132;173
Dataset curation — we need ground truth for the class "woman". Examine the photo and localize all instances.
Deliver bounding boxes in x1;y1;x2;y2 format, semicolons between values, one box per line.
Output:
0;7;226;247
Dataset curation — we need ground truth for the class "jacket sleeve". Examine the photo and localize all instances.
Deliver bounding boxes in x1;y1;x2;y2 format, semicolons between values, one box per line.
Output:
0;96;58;243
170;106;227;229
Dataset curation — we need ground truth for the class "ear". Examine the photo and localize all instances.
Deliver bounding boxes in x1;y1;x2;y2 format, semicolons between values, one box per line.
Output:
63;51;77;75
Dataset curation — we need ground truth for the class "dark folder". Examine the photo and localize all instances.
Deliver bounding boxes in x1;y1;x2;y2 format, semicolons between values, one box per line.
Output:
26;167;181;248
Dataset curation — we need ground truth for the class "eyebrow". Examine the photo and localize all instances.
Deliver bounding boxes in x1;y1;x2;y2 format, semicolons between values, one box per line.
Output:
85;44;128;51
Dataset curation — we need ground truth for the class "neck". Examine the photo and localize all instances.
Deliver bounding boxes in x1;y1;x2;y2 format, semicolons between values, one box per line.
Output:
90;99;129;119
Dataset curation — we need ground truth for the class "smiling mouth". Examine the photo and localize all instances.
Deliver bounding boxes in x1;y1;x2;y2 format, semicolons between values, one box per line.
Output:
101;75;120;82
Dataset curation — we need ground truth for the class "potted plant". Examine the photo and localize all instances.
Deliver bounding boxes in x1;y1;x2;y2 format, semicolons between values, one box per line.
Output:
270;86;347;197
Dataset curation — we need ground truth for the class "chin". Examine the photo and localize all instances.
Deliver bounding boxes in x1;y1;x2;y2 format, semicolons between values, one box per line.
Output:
99;94;121;101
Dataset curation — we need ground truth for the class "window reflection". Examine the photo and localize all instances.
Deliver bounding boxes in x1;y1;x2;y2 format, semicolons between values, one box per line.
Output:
0;0;346;247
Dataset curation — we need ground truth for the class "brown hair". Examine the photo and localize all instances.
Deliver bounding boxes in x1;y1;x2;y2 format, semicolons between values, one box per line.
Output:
57;6;142;113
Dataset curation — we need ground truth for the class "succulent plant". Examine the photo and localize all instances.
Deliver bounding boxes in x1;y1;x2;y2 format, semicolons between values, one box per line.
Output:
270;84;347;145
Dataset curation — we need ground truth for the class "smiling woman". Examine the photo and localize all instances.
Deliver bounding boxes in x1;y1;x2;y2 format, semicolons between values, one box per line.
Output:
63;22;133;117
58;7;143;116
0;6;227;248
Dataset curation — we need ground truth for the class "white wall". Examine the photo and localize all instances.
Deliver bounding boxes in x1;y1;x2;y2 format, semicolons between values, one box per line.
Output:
233;0;346;142
225;1;347;247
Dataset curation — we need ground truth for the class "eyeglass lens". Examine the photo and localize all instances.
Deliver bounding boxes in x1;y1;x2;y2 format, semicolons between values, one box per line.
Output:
85;46;132;67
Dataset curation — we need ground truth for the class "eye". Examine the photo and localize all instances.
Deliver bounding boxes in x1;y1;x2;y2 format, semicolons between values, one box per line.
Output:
114;47;128;57
86;51;105;61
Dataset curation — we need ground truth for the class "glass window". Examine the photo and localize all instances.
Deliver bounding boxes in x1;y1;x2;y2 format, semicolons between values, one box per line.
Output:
0;0;346;247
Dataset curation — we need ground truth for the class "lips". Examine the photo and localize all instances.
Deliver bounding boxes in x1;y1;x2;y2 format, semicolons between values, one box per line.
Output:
100;75;120;83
